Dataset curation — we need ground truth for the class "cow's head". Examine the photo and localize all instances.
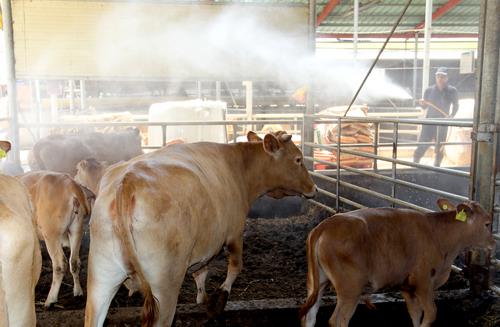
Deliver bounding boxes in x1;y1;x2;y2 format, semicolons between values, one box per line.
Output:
247;131;316;199
437;198;495;250
0;140;11;156
75;158;108;195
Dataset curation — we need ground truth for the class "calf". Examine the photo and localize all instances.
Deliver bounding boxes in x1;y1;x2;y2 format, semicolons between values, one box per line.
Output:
0;141;41;326
299;200;495;327
84;131;316;327
75;158;109;195
19;171;94;307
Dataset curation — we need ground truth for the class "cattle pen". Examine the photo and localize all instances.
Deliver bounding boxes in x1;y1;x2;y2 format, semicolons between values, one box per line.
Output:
0;0;499;326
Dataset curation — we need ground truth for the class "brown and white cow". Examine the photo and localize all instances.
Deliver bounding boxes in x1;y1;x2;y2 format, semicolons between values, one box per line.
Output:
299;200;495;327
19;171;94;308
0;141;41;327
84;131;316;326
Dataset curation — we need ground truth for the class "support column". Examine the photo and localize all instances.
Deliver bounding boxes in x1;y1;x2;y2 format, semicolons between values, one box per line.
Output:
1;0;20;165
242;81;253;132
422;0;433;95
469;0;499;295
353;0;359;59
80;80;87;112
413;33;419;100
304;0;316;170
69;80;75;114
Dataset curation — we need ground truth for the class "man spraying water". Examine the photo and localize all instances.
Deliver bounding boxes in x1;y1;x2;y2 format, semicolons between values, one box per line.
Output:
413;67;459;166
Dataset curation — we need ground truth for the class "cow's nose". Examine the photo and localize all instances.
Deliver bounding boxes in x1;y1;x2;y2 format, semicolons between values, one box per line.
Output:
304;186;317;199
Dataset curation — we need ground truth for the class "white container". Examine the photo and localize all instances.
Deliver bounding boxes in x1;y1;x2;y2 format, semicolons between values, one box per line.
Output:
148;99;227;145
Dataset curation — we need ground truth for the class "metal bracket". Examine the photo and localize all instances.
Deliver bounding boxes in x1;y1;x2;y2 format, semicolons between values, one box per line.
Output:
471;123;500;142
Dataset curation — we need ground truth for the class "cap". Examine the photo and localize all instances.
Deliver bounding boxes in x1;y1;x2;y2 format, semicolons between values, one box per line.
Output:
435;67;448;76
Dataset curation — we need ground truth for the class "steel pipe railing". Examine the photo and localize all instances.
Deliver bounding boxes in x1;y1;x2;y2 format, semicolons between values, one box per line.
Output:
310;170;431;213
318;161;468;203
307;199;336;213
304;142;469;178
316;187;366;210
309;115;473;127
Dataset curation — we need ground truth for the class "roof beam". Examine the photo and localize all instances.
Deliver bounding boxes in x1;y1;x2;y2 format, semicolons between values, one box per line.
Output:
317;0;342;27
415;0;462;30
316;32;478;39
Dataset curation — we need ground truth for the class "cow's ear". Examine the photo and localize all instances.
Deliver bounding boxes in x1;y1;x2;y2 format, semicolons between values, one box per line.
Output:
437;198;455;211
247;131;262;142
77;159;88;170
456;203;473;221
279;133;292;143
263;134;282;154
0;141;11;153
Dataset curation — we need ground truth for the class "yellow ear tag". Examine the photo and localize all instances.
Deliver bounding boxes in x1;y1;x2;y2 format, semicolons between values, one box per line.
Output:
0;149;6;159
442;204;448;210
456;209;467;222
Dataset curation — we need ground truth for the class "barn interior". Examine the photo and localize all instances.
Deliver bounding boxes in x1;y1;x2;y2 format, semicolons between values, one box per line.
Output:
0;0;499;326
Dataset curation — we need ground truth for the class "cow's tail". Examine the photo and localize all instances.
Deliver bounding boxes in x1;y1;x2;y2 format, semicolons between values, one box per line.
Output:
113;172;158;327
69;178;92;217
298;226;323;320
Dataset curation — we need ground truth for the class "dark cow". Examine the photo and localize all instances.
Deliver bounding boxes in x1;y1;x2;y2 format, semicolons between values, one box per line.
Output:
29;128;143;176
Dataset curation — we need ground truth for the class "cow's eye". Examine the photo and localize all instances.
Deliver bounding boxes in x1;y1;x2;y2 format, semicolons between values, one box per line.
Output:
485;223;491;229
296;157;302;164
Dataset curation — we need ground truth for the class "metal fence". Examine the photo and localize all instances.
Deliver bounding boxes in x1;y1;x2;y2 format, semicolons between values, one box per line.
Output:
303;115;499;295
14;116;499;295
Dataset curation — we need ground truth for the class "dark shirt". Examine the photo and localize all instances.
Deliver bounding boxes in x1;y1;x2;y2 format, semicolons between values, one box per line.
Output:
423;84;459;118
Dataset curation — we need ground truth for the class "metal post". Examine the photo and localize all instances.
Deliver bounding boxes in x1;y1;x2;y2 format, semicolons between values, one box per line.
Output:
413;33;419;100
197;81;202;99
242;81;253;132
373;122;379;171
215;81;221;101
303;0;316;170
161;125;167;146
69;80;75;114
391;122;399;206
35;80;42;140
80;80;87;112
434;126;442;166
469;0;499;295
353;0;359;59
422;0;433;95
1;0;20;165
336;117;341;212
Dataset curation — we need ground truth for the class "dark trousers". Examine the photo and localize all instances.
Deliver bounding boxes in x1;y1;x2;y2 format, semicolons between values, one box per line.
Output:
413;125;448;166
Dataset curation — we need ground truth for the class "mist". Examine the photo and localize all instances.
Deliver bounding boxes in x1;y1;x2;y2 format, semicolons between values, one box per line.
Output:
28;3;411;104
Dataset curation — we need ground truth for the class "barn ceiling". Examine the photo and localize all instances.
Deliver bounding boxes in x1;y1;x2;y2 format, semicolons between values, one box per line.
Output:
209;0;479;38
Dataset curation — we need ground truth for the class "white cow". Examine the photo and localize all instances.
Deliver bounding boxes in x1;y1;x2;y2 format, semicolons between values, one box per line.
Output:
0;141;41;327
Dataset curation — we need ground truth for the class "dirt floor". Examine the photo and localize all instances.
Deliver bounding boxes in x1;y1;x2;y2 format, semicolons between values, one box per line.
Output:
35;205;499;326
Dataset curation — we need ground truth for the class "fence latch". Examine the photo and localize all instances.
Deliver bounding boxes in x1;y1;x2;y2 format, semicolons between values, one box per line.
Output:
472;123;499;142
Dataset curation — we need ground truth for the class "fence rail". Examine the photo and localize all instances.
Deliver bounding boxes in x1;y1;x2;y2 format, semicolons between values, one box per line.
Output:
12;115;498;294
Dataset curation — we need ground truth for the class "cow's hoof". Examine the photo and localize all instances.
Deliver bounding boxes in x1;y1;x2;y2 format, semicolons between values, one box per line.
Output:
43;302;55;310
207;289;229;318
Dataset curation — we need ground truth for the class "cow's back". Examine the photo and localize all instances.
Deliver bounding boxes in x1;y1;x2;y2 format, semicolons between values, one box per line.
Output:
94;142;248;265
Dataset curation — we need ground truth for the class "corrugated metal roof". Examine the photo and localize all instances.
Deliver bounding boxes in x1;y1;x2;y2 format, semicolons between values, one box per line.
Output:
212;0;480;37
317;0;479;36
